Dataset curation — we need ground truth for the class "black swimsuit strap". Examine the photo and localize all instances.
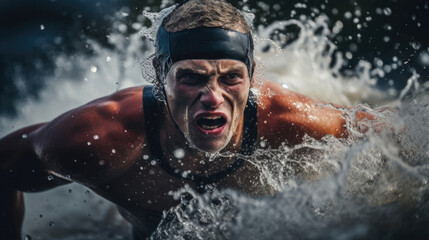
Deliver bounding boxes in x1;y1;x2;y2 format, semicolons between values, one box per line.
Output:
143;86;257;192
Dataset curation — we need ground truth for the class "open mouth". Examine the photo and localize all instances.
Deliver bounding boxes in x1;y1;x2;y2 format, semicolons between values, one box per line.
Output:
197;116;227;130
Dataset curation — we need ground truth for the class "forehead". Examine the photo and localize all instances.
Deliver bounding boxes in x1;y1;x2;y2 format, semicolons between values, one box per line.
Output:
170;59;247;74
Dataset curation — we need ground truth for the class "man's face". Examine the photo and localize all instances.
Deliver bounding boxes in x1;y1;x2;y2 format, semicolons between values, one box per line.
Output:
164;59;251;153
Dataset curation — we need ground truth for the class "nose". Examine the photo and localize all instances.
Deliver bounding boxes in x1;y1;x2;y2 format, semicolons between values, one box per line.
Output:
199;85;225;108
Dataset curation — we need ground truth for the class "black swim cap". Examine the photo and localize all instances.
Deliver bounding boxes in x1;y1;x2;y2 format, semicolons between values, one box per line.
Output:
155;25;254;81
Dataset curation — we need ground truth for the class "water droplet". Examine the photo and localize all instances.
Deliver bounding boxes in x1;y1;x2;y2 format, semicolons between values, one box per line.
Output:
143;155;149;160
383;7;392;16
112;149;116;154
90;66;97;73
419;52;429;66
150;160;157;165
411;41;421;50
173;148;185;159
93;135;99;140
85;190;90;194
344;11;352;19
118;24;127;33
99;160;105;166
376;8;383;15
40;24;45;30
22;134;28;139
24;235;32;240
345;52;353;60
49;221;55;226
121;12;129;17
39;214;43;218
68;189;72;193
47;175;54;181
181;170;191;178
106;56;111;62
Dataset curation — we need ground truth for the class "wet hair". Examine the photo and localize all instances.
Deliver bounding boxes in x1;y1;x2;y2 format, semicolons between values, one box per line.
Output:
163;0;251;33
152;0;252;92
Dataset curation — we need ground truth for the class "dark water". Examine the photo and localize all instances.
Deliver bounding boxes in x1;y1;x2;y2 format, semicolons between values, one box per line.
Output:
1;0;428;118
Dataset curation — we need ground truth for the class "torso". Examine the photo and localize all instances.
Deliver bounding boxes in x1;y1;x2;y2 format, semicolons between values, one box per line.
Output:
37;81;345;238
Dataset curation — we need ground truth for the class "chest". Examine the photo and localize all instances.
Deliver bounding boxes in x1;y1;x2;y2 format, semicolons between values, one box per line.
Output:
98;153;270;213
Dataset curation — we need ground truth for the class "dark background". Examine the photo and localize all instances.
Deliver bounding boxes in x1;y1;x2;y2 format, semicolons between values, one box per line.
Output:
1;0;428;118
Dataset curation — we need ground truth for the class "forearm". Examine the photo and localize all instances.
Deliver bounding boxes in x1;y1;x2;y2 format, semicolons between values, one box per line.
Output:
0;184;24;240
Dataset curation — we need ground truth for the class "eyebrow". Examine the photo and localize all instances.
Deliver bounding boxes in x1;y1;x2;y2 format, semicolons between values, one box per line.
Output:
219;65;246;74
175;64;246;77
175;68;211;77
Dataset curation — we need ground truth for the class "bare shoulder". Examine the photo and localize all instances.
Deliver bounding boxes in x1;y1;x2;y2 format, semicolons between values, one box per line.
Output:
255;80;346;147
34;86;147;185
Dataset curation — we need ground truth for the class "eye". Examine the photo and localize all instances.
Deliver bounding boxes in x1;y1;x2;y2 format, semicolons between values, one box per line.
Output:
178;73;205;85
221;73;243;85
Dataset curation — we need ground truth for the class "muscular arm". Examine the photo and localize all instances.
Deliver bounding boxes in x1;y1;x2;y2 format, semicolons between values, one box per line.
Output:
0;87;145;239
0;124;70;239
257;81;376;147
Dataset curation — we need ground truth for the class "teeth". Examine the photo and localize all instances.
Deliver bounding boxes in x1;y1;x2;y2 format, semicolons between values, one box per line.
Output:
202;116;222;120
201;124;221;130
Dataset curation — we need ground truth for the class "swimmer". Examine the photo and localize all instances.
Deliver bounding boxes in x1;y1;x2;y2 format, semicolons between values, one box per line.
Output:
0;0;375;239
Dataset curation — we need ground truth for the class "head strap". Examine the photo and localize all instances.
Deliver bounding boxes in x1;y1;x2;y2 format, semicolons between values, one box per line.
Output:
156;25;254;80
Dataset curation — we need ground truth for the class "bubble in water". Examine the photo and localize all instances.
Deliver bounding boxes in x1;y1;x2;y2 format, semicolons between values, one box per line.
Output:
90;66;97;73
49;221;55;227
173;148;185;159
143;154;149;160
47;175;54;181
106;56;111;62
40;24;45;30
93;135;99;140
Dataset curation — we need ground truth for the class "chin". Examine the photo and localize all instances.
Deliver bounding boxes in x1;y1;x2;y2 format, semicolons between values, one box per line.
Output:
188;133;231;154
191;140;227;153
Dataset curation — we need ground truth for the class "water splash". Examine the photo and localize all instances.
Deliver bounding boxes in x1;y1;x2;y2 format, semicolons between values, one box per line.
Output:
0;2;427;240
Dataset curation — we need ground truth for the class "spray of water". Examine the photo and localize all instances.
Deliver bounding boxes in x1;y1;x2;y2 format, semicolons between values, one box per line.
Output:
1;2;428;240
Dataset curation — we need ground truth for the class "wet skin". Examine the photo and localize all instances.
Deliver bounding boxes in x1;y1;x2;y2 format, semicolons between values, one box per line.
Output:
0;59;375;239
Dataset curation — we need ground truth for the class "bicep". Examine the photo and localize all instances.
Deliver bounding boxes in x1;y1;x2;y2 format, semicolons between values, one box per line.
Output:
0;124;71;192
